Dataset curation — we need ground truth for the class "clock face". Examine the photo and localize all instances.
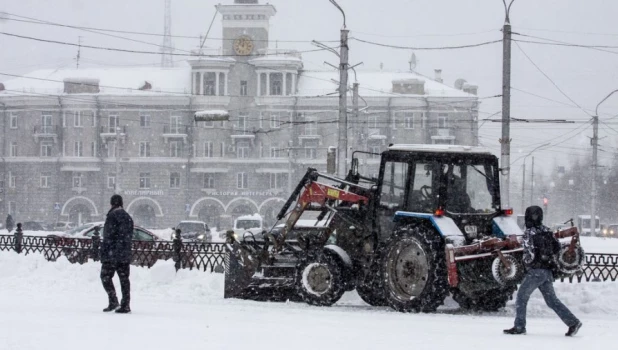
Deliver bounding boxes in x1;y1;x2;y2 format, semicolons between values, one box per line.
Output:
233;36;254;56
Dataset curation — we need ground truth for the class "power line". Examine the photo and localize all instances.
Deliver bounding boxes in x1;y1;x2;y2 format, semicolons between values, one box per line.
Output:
351;29;498;39
0;31;333;58
351;37;502;50
0;12;338;43
513;41;591;117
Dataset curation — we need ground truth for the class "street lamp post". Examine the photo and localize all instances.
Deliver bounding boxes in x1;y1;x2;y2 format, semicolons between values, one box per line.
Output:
591;88;618;235
517;143;550;213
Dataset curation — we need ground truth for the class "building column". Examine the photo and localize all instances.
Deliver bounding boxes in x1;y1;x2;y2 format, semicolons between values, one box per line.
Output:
266;72;270;96
215;71;220;96
257;72;261;97
224;72;228;96
199;72;204;96
292;73;297;95
282;71;287;96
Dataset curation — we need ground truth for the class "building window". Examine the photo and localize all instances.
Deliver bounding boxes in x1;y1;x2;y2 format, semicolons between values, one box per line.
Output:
108;115;119;133
107;173;116;189
139;142;151;157
9;172;16;188
41;142;53;157
74;141;83;157
370;145;381;157
10;113;17;129
170;116;182;134
438;113;449;128
139;173;151;189
304;117;317;136
194;72;201;95
73;111;82;127
40;173;51;188
9;142;17;157
270;145;282;158
170;172;181;188
237;172;248;189
89;111;96;127
404;115;415;129
91;141;97;157
220;142;225;157
270;73;283;96
204;174;215;189
270;173;286;189
270;113;281;129
240;80;248;96
237;141;249;158
204;142;213;158
219;72;225;96
203;72;216;96
236;113;248;134
72;172;83;188
41;113;53;134
170;141;182;157
108;141;117;158
140;115;151;127
260;73;267;95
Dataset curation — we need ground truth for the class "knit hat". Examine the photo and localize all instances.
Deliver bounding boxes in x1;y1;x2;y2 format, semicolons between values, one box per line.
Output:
110;194;124;208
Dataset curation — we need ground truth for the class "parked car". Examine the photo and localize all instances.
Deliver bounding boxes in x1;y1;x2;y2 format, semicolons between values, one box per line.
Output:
173;221;212;243
47;222;164;266
53;221;76;232
21;221;48;231
219;214;264;240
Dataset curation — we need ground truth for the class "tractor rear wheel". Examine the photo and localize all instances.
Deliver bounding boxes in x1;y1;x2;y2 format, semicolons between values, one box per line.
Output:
296;252;345;306
452;286;516;312
381;224;448;313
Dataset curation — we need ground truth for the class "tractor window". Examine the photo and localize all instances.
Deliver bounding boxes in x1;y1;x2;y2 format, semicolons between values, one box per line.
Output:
408;163;436;213
465;165;494;212
380;161;408;209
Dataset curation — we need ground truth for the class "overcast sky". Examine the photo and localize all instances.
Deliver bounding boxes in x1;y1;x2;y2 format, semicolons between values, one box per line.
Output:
1;0;618;177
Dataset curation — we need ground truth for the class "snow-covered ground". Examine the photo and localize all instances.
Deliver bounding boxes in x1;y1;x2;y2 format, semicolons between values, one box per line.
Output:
1;250;617;350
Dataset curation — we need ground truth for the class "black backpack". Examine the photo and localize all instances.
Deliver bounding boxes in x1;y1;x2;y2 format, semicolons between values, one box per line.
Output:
531;228;561;271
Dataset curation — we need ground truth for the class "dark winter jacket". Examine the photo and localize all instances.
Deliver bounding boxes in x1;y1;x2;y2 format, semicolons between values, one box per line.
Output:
6;214;15;232
522;206;560;270
101;208;134;264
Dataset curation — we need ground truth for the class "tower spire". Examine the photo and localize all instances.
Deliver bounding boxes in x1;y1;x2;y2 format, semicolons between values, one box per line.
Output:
161;0;174;68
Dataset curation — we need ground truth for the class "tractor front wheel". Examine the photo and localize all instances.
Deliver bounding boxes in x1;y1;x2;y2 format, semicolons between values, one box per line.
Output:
296;252;345;306
381;225;448;313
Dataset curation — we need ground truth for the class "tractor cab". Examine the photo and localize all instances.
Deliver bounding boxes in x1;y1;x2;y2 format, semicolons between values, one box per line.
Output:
375;144;510;244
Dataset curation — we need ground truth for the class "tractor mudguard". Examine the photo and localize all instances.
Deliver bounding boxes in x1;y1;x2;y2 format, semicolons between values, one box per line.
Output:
492;216;523;238
393;211;465;246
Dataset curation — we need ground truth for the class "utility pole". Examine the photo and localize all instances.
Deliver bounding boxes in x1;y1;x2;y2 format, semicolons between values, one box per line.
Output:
530;156;535;204
521;160;526;213
500;0;514;207
352;82;359;158
114;126;121;195
76;36;82;69
592;88;618;236
337;28;349;178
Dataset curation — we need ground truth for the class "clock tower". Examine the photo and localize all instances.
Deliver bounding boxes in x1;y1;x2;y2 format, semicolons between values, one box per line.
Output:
216;0;276;58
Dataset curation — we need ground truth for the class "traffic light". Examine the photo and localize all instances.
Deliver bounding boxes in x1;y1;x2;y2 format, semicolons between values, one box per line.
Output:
543;197;548;206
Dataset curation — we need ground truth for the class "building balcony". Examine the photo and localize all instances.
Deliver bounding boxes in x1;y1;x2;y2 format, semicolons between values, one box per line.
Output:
429;127;455;139
230;129;255;140
100;126;127;143
33;125;59;143
163;125;189;143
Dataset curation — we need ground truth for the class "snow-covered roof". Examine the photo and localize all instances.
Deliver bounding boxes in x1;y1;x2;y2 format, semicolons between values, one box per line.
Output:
388;144;493;155
0;65;192;96
297;70;475;98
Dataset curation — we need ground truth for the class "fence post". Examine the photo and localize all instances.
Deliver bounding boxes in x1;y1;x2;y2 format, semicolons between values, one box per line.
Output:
91;226;101;261
173;228;182;271
13;222;23;254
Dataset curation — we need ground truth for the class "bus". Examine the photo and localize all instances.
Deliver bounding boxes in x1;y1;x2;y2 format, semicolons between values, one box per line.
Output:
577;215;600;236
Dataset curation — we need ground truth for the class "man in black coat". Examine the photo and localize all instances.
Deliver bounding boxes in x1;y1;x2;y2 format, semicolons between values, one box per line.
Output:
504;206;581;336
100;194;134;313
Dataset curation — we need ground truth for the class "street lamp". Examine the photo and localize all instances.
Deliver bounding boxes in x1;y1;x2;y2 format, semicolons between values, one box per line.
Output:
591;88;618;235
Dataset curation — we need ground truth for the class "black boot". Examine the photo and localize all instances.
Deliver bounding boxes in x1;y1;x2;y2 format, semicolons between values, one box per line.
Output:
566;321;582;337
103;299;119;312
503;327;526;335
115;304;131;314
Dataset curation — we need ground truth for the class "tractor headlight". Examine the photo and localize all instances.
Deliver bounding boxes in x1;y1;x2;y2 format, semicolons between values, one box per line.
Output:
197;234;205;240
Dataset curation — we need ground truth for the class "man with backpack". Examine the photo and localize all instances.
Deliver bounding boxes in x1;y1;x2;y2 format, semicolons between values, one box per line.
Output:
504;206;582;336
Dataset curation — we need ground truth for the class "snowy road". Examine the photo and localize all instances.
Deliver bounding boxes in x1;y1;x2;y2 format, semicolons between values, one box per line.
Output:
1;252;617;350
